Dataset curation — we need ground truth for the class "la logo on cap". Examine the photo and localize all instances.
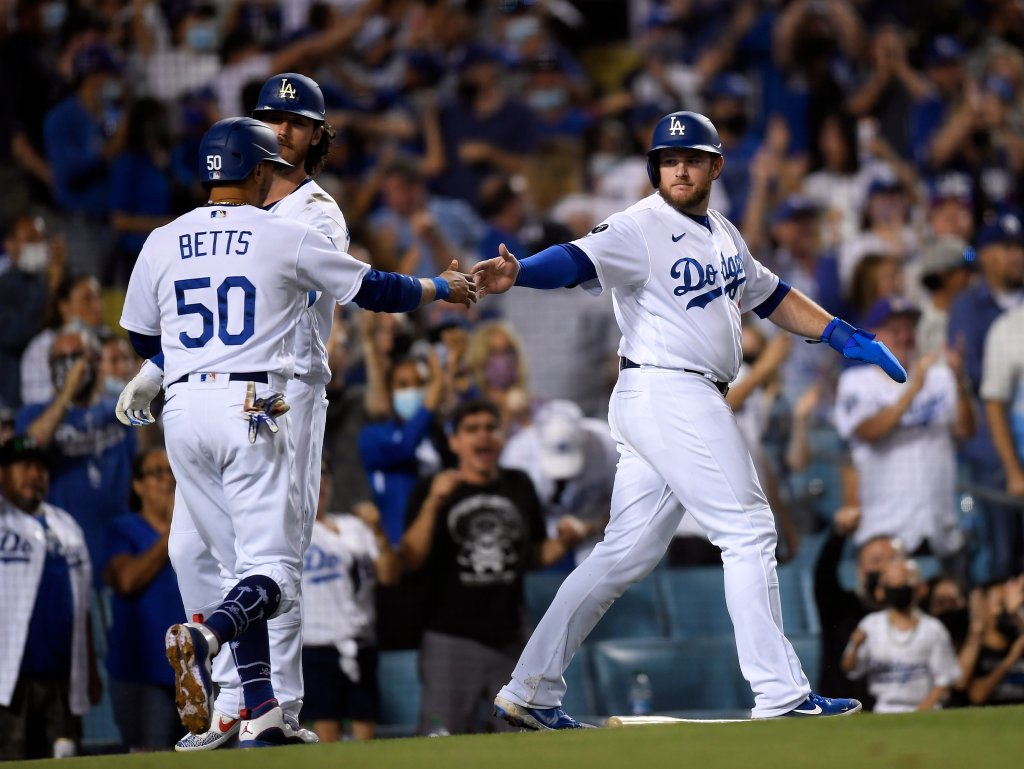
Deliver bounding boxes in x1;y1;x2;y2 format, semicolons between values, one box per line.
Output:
669;116;686;136
278;79;297;100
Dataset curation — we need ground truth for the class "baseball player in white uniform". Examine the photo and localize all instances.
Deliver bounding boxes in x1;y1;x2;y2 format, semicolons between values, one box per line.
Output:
162;73;355;751
474;111;908;728
116;117;474;747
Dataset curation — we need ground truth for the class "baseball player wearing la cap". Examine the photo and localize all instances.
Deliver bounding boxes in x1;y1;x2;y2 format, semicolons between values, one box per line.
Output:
474;111;907;728
117;117;475;746
159;72;358;751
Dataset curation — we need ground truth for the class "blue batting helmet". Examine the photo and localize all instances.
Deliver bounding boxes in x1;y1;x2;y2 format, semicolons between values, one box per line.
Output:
252;73;326;123
645;111;723;187
198;117;291;183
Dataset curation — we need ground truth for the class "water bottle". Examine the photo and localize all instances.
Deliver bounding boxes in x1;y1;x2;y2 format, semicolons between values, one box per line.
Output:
427;715;450;737
627;671;653;715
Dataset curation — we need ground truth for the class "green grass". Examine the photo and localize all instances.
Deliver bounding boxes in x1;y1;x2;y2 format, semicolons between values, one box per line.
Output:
12;707;1024;769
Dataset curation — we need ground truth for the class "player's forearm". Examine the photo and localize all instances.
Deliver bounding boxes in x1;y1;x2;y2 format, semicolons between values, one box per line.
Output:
26;394;72;446
764;287;833;340
104;535;170;595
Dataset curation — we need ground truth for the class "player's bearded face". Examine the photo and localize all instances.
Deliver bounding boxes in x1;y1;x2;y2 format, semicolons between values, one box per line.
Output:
657;150;722;213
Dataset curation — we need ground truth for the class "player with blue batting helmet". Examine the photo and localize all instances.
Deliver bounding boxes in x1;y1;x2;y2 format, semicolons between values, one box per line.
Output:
252;72;334;176
646;111;723;188
198;117;291;185
252;72;326;123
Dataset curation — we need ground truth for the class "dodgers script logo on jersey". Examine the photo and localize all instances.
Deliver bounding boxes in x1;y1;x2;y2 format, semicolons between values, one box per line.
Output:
0;527;32;563
670;252;746;309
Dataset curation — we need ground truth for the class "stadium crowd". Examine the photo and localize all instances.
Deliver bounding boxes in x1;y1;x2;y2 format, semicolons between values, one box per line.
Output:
2;0;1024;758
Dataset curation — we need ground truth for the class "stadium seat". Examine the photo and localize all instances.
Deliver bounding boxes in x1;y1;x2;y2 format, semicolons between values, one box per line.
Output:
590;638;751;715
523;571;666;641
837;554;944;591
82;590;122;752
787;634;822;692
659;563;818;639
658;567;732;639
562;645;598;718
377;650;421;737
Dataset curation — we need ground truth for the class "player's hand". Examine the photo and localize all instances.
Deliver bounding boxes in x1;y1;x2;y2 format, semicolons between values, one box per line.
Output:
115;359;164;426
428;469;461;503
471;243;520;297
437;259;477;308
242;382;290;444
822;318;907;383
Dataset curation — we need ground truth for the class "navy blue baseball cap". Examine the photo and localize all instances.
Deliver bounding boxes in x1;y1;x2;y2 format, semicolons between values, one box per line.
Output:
976;213;1024;249
774;195;819;223
926;35;965;66
864;296;921;330
867;176;904;197
703;73;751;101
73;44;122;78
0;434;52;467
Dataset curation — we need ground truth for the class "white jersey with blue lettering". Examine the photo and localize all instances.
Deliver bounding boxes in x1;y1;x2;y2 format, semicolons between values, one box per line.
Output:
119;204;368;386
268;178;351;385
571;193;780;382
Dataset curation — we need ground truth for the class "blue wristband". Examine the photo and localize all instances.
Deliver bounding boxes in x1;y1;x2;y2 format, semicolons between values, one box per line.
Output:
431;276;450;301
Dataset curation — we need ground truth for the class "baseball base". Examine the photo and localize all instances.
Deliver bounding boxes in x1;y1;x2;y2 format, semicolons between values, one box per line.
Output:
605;715;752;727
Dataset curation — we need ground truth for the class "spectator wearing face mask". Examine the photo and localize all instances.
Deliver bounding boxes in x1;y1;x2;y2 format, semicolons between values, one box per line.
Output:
965;576;1024;706
814;506;906;711
15;326;135;579
0;215;66;408
842;560;960;713
358;314;447;546
924;576;986;707
465;320;537;436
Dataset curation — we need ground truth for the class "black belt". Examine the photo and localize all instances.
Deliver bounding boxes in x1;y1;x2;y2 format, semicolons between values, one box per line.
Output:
619;357;730;396
169;372;269;386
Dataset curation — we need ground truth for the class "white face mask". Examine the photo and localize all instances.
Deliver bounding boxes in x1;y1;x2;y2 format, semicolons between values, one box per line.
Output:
18;242;49;273
392;387;426;421
104;378;129;398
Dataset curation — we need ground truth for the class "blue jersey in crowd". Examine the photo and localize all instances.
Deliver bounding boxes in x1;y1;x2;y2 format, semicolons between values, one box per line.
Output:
104;513;184;687
20;517;74;676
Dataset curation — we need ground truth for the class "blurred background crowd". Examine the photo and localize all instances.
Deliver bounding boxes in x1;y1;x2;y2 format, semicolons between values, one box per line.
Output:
2;0;1024;758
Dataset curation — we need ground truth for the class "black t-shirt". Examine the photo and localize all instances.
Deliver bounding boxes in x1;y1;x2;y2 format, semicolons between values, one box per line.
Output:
972;643;1024;705
404;469;546;649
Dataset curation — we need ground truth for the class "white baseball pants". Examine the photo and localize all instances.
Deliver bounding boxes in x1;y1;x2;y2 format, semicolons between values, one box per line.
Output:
498;369;810;718
168;377;328;720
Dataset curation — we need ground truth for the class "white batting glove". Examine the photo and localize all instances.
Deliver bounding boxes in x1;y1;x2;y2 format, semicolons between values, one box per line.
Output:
115;359;165;426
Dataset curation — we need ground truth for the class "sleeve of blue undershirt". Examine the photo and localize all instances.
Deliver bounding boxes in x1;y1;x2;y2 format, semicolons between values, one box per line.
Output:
751;280;792;319
353;269;424;312
513;243;597;289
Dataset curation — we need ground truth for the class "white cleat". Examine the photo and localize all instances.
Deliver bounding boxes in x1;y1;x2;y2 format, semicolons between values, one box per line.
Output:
238;700;312;747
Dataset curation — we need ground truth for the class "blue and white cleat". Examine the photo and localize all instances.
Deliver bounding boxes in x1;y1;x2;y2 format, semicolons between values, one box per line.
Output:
174;710;239;752
493;695;596;730
781;693;862;717
165;622;219;735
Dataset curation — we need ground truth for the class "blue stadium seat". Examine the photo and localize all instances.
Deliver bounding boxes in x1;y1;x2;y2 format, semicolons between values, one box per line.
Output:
523;571;666;641
837;554;944;591
658;567;732;639
659;564;818;639
590;638;751;715
377;650;421;737
82;590;122;751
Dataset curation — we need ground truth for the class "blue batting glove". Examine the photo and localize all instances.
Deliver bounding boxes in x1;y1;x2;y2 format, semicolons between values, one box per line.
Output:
821;317;907;383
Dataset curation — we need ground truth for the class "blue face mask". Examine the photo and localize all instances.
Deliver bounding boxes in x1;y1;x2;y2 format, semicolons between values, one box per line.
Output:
392;387;426;421
186;22;218;53
527;87;568;111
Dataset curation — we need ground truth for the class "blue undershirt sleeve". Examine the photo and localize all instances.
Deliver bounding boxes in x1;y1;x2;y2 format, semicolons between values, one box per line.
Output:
128;331;162;361
514;243;597;289
353;269;424;312
751;280;792;319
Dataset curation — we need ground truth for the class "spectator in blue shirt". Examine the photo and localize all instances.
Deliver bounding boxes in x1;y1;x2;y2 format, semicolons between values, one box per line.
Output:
948;214;1024;581
108;98;183;286
910;35;967;170
434;45;537;203
102;448;183;752
43;44;127;278
16;326;135;580
358;315;447;546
